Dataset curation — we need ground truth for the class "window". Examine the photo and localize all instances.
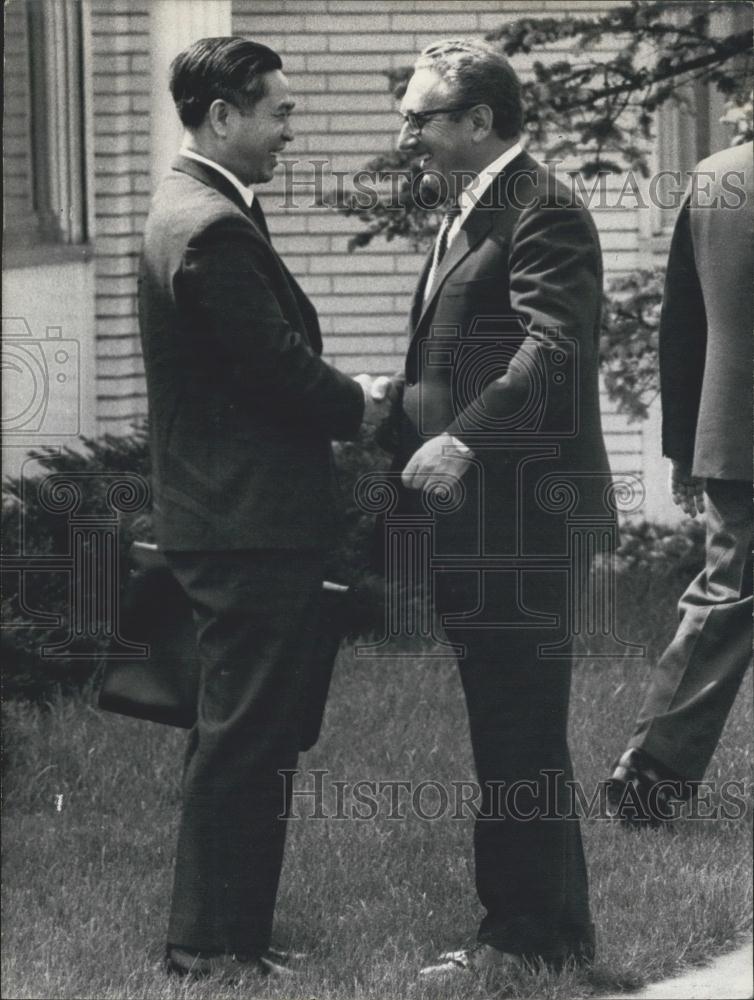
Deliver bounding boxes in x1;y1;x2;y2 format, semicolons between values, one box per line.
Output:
651;2;752;235
3;0;88;251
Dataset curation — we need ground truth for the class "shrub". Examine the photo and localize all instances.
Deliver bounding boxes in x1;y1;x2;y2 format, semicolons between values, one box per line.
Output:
329;428;393;638
600;269;663;422
2;424;706;702
1;427;153;699
1;425;390;701
613;517;706;581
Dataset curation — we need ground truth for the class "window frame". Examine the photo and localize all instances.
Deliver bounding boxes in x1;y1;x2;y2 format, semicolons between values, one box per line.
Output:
3;0;89;261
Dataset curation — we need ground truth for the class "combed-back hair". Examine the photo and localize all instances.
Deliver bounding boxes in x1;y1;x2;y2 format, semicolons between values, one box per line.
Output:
415;38;523;140
170;36;283;128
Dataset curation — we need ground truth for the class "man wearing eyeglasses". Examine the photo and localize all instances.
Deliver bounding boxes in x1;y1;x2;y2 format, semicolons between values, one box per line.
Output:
386;39;612;980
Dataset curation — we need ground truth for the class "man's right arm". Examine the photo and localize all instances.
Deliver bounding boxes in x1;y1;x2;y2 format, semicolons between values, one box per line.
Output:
178;215;364;440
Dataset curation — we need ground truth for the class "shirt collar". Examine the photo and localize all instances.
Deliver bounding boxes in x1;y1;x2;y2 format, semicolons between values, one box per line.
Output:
179;147;255;209
455;140;524;226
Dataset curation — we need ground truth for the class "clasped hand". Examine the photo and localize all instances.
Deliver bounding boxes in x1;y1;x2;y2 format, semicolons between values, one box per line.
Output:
352;376;473;491
354;373;400;425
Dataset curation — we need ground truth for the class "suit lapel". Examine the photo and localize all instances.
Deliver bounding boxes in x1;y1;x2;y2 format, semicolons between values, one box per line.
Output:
409;153;533;342
412;206;493;334
409;248;434;332
172;155;274;248
170;154;323;354
172;155;249;213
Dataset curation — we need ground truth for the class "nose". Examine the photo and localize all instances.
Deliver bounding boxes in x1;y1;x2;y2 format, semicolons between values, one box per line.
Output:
397;120;419;153
282;120;294;142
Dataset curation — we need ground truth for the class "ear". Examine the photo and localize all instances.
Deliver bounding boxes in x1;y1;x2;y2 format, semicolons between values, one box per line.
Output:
469;103;494;141
207;99;232;137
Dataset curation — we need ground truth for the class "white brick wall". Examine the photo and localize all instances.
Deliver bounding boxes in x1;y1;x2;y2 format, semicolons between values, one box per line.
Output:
89;0;151;430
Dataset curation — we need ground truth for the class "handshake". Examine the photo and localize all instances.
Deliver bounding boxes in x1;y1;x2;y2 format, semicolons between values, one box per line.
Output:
353;373;403;426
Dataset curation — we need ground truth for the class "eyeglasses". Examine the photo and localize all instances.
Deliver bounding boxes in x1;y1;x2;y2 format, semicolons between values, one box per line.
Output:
399;105;474;136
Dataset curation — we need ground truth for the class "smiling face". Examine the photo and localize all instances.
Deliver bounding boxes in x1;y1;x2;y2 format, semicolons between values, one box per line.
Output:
220;69;294;185
398;68;473;193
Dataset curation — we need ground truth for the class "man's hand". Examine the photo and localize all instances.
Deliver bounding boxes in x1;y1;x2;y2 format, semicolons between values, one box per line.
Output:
669;459;706;517
402;433;474;491
354;374;398;425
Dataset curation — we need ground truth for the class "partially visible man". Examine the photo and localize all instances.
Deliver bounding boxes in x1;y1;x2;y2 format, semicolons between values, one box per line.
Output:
608;142;753;825
138;37;385;979
387;39;612;978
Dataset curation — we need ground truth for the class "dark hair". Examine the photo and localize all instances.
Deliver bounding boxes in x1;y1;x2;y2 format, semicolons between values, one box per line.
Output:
415;38;523;140
170;36;283;128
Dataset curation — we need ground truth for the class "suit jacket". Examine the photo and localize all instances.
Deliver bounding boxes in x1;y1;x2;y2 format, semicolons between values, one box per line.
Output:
138;156;364;551
659;142;753;481
398;150;612;553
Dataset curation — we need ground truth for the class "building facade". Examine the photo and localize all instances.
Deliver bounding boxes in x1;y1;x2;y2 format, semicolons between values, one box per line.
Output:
3;0;748;519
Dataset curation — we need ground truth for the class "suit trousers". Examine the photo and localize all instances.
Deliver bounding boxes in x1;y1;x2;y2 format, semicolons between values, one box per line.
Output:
434;567;594;964
164;549;324;955
631;478;752;781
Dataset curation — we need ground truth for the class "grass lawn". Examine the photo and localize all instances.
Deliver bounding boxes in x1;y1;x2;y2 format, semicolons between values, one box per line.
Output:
2;571;752;1000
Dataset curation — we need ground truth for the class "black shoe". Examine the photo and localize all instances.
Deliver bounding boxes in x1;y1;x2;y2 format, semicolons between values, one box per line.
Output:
607;748;687;827
419;935;593;981
166;945;300;981
266;942;310;965
419;944;521;981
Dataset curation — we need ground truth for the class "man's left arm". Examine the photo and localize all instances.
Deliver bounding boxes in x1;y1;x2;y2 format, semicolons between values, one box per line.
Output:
450;202;601;438
403;204;601;489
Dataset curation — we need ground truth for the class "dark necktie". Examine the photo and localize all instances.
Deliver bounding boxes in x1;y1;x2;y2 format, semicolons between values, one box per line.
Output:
247;196;271;243
424;203;462;301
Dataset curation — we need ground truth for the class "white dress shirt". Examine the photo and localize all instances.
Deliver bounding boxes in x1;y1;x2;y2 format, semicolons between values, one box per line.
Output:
447;140;523;247
179;146;255;209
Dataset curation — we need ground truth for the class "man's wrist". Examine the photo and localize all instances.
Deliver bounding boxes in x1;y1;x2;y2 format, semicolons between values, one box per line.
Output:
445;433;473;457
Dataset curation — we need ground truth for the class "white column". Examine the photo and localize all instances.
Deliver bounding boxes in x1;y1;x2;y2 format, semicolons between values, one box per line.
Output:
149;0;232;190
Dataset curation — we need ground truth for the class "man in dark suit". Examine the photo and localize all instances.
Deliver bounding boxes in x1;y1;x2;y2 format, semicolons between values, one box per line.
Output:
138;37;385;979
386;39;612;978
608;143;753;825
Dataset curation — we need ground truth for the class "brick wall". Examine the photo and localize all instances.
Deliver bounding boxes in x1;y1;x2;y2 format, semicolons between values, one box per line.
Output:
89;0;151;432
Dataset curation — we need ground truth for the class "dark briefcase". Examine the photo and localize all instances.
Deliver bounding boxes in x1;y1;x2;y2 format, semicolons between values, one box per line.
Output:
97;542;200;728
98;542;350;749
